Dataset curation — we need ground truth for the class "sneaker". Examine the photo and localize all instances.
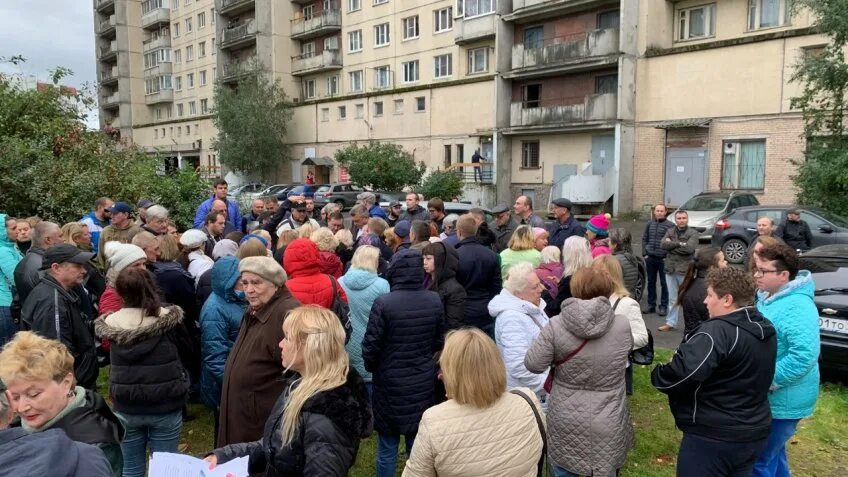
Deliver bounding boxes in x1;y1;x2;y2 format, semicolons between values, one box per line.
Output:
657;305;668;317
657;324;675;332
642;305;656;314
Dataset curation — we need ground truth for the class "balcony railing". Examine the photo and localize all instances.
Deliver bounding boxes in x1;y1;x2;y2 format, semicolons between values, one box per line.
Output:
220;0;255;15
291;8;341;40
102;93;120;108
292;49;342;76
99;41;119;62
455;13;496;45
95;0;115;13
221;19;258;48
143;35;171;51
509;0;611;18
100;66;119;84
446;163;494;184
509;93;617;129
141;6;170;30
511;28;619;73
144;62;173;76
99;15;116;36
221;60;256;82
145;89;174;104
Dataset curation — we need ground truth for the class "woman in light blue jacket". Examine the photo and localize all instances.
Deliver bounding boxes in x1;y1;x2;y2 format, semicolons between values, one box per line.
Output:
340;245;390;398
752;243;819;477
0;214;24;346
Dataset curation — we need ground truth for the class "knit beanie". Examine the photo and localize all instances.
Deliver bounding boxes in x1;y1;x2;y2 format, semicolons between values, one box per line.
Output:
104;242;147;274
239;256;287;287
212;239;239;260
180;229;208;249
586;213;612;237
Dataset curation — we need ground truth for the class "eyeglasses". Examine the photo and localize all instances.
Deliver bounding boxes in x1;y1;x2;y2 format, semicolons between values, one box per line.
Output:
753;268;782;277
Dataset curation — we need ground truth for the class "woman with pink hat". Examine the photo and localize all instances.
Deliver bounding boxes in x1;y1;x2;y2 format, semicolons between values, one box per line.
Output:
586;213;613;258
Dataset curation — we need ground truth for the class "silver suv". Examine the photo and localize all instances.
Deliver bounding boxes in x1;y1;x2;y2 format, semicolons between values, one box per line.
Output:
313;183;366;210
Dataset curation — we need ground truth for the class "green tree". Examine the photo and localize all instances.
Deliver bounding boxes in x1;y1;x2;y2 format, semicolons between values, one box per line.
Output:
419;169;464;200
212;64;293;178
790;0;848;215
334;142;426;191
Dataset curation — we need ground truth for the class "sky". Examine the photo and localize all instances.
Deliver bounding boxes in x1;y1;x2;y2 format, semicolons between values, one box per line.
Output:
0;1;99;128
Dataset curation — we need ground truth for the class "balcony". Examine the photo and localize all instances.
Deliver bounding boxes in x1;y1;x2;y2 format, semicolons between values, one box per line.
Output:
221;60;255;83
507;28;619;79
100;66;119;85
220;0;255;16
145;62;173;77
506;0;619;23
95;0;115;14
221;19;258;49
141;6;170;30
291;9;342;40
446;163;494;184
290;0;314;5
102;93;120;109
99;41;119;63
143;35;171;52
292;49;342;76
99;15;116;37
508;93;617;132
455;14;496;45
145;89;174;105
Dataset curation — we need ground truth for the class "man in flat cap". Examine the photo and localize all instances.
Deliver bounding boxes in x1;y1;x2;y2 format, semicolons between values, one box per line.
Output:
488;204;516;253
548;198;585;250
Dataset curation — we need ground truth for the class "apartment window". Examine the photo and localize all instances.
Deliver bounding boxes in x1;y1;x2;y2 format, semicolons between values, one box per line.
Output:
301;42;315;57
748;0;790;30
374;101;384;117
348;30;362;52
189;101;197;115
374;23;390;47
324;36;339;51
455;0;464;16
678;4;715;40
523;26;543;49
200;98;208;113
434;54;452;78
349;70;363;92
199;41;206;57
722;140;765;189
177;103;184;117
173;22;180;37
184;0;190;5
174;49;181;63
156;107;163;120
402;60;419;83
142;0;167;14
339;106;347;119
302;5;314;19
597;9;620;29
403;16;419;40
348;0;361;12
198;12;206;28
186;45;194;61
523;84;540;107
595;74;618;94
186;125;191;135
444;145;452;168
175;76;182;90
468;47;488;74
374;65;391;88
200;70;207;86
328;76;339;96
415;96;426;112
304;79;316;99
393;99;403;114
321;108;330;122
463;0;495;18
355;103;364;118
374;0;388;5
155;129;159;139
211;9;215;25
434;7;453;32
521;141;540;168
456;144;464;163
177;127;182;137
185;18;192;33
187;73;195;88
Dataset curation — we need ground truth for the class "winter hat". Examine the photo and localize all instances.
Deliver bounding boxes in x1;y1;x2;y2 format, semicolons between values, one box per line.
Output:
394;220;411;239
533;227;547;239
104;242;147;273
180;229;208;249
239;256;287;287
212;239;239;260
586;213;612;237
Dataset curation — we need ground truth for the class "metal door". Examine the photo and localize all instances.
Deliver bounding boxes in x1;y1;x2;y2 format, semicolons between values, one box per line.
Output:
591;134;615;175
664;148;706;206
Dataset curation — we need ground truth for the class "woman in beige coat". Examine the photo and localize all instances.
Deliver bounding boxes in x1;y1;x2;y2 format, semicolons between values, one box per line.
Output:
402;328;544;477
525;267;634;477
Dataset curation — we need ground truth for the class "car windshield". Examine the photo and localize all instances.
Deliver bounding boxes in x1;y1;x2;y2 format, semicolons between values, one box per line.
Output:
316;185;331;193
815;209;848;228
681;196;728;211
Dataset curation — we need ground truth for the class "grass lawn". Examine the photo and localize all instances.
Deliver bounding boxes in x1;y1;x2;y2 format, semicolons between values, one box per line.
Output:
100;349;848;476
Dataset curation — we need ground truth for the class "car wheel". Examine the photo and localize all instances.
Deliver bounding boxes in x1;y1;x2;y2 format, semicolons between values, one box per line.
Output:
723;238;747;264
334;199;346;209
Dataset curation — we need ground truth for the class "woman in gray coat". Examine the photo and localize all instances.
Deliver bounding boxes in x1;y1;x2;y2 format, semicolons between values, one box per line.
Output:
525;267;634;477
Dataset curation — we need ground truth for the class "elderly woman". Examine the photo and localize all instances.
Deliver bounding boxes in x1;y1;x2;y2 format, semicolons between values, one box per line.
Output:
536;245;564;298
402;328;545;477
217;256;301;447
543;236;593;317
284;238;348;308
609;228;646;302
0;332;126;476
490;262;550;404
525;267;634;477
499;225;542;276
142;205;170;236
533;227;549;251
180;229;214;286
311;227;343;278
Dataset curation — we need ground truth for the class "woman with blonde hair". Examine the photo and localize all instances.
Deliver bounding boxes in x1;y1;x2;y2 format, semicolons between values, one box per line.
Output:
297;222;318;239
311;227;343;278
61;222;93;252
543;235;593;317
237;237;270;260
273;229;300;263
206;306;372;475
403;328;545;477
499;225;542;275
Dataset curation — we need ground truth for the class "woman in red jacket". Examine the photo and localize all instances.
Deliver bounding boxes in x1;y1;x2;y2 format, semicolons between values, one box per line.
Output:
283;238;347;308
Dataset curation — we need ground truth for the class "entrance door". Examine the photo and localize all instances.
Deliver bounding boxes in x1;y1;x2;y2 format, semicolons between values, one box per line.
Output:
664;148;706;206
591;134;615;175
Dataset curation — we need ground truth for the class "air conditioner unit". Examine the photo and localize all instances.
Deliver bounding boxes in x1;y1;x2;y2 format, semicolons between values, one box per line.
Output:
724;142;737;154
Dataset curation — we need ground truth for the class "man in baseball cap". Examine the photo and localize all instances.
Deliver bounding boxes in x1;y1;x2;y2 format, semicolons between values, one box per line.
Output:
549;197;584;250
96;202;142;269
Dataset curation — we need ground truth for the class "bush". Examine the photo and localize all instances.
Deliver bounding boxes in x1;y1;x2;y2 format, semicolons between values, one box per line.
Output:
419;169;464;201
335;142;426;191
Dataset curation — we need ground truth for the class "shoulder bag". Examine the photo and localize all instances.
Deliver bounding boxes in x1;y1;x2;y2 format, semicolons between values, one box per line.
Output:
327;275;352;344
510;389;548;477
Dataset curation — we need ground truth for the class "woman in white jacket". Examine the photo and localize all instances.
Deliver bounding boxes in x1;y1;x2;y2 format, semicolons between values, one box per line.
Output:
593;255;649;395
489;262;550;404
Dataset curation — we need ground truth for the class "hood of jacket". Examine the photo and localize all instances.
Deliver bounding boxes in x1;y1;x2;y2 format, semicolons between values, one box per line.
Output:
431;241;459;285
488;288;547;321
342;267;380;291
559;296;615;339
757;270;814;306
283;238;321;278
386;248;424;291
0;213;18;250
288;368;373;440
49;389;125;445
318;250;342;271
212;256;242;303
714;306;776;341
95;305;184;347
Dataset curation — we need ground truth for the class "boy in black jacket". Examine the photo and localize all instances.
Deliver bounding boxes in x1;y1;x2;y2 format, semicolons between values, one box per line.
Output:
651;267;777;477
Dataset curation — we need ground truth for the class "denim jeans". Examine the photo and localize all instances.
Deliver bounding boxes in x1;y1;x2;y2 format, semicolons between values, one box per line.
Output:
645;256;668;308
376;433;416;477
678;432;767;477
0;307;17;348
752;419;801;477
116;410;183;477
664;273;685;327
552;464;617;477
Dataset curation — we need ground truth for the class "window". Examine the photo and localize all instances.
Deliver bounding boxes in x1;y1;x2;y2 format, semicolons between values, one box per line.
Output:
348;30;362;52
402;60;419;83
173;22;180;37
175;75;182;90
187;73;194;88
301;42;315;57
374;23;390;46
523;26;543;49
521;141;540;168
177;127;182;137
678;4;715;40
456;0;464;16
177;103;184;117
303;5;314;20
198;12;206;28
523;84;540;107
374;65;391;88
722;140;765;189
348;0;361;12
597;9;620;29
185;18;192;33
349;70;363;92
595;74;618;94
435;7;453;32
415;96;426;112
374;101;384;116
184;0;190;5
355;103;364;118
321;108;329;122
304;79;316;99
468;47;488;74
199;41;206;57
394;99;403;114
328;76;339;96
434;54;452;78
324;36;339;51
186;45;194;61
156;107;163;120
456;144;464;163
155;129;159;139
211;9;215;25
189;101;197;115
186;125;191;135
463;0;495;18
339;106;347;119
174;49;181;63
200;70;207;86
143;49;171;68
403;16;419;40
748;0;790;30
200;98;208;113
374;0;388;4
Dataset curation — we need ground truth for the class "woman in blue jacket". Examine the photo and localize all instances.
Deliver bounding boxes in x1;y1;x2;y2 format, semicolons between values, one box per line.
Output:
752;243;819;477
0;214;23;346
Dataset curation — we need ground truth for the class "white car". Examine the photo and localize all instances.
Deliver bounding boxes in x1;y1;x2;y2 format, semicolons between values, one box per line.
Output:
676;191;759;240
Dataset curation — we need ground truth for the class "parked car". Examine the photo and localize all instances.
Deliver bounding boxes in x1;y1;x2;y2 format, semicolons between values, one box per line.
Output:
229;182;266;199
256;184;292;198
313;183;366;209
377;191;408;209
275;183;303;201
810;265;848;379
677;191;759;240
711;206;848;264
285;184;320;199
385;201;494;223
800;244;848;272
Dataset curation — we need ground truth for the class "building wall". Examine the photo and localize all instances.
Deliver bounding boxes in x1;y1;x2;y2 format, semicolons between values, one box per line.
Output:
510;132;596;184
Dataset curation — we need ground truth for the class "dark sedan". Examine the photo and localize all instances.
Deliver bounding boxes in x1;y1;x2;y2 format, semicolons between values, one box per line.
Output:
812;266;848;379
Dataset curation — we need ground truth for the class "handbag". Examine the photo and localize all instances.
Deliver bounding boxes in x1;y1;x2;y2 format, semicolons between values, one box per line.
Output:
327;275;352;344
630;330;655;366
510;389;548;477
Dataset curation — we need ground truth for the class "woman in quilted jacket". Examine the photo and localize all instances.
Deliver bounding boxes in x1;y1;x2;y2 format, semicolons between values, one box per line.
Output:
283;238;347;308
525;267;634;477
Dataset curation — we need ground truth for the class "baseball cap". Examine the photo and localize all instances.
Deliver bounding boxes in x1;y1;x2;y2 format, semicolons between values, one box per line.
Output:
390;200;401;208
137;199;154;209
394;220;411;238
42;244;95;269
109;202;133;214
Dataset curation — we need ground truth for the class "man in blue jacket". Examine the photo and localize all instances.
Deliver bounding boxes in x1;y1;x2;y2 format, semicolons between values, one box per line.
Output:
193;178;242;229
80;197;113;253
548;198;584;250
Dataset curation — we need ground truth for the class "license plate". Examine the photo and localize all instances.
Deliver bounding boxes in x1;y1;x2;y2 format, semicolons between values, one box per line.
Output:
819;317;848;335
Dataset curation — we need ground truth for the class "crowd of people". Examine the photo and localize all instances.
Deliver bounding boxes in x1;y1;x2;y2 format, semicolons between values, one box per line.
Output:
0;181;822;477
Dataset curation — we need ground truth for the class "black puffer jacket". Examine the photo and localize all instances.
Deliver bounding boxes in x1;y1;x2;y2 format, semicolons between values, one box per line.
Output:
651;307;777;442
681;274;710;336
13;247;45;303
543;274;573;318
213;369;373;477
641;219;674;259
455;237;501;329
428;242;466;330
149;261;200;322
363;249;445;435
95;305;191;415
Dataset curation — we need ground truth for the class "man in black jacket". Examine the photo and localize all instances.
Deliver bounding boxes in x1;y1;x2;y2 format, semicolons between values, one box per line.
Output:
21;244;99;389
454;215;501;337
652;267;776;477
14;221;64;303
778;208;813;251
641;204;674;316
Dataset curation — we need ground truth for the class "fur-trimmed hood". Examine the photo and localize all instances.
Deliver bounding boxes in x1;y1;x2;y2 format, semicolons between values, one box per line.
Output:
288;368;373;440
95;305;184;346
